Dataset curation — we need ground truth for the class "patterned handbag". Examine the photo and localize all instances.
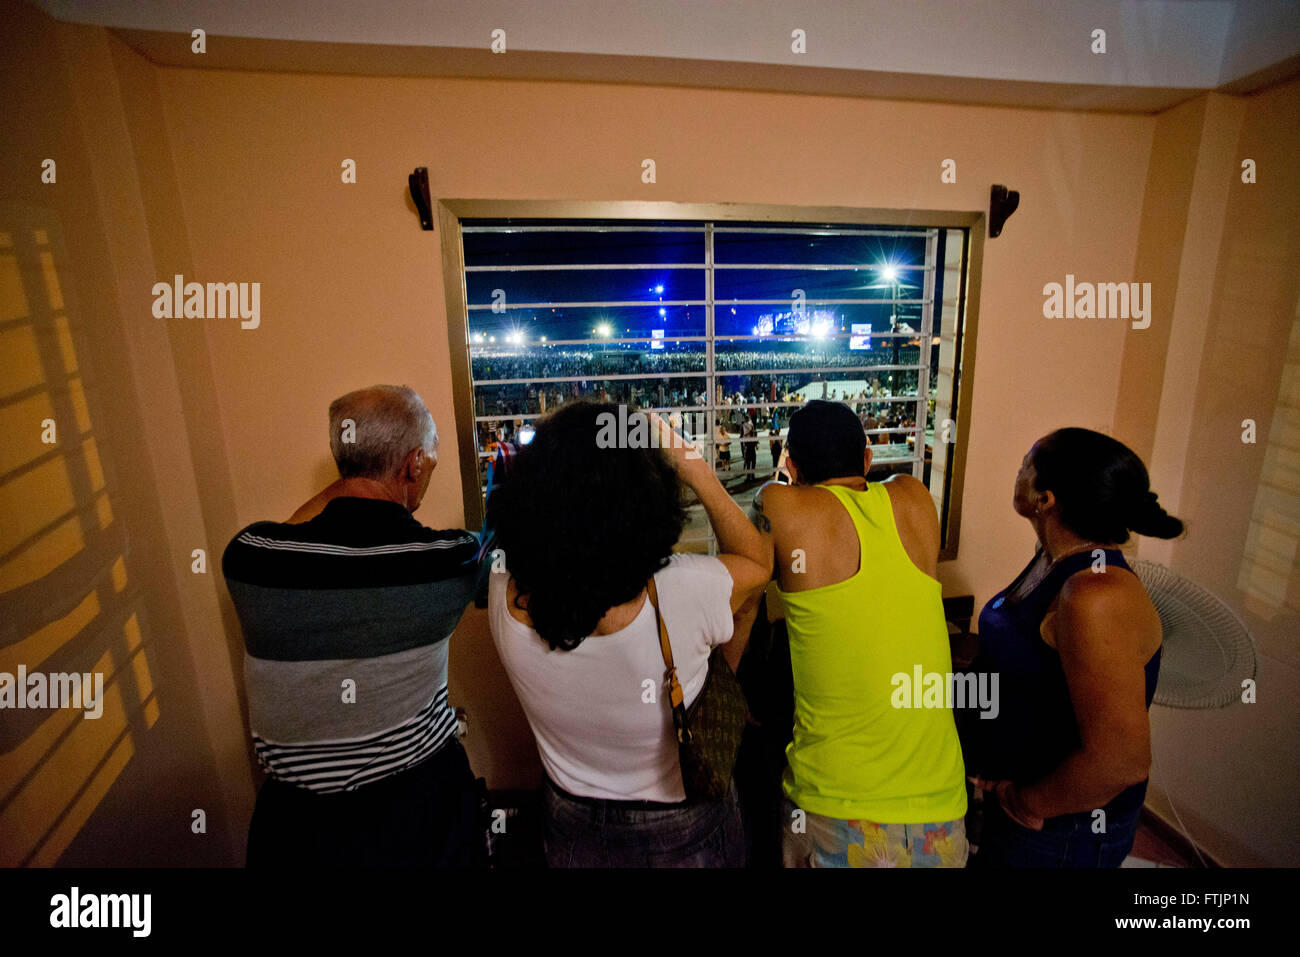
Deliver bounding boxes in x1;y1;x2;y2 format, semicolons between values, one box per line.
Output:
646;576;748;802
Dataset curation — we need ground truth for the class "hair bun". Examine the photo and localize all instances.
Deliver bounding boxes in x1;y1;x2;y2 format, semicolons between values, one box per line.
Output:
1126;489;1157;523
1129;488;1184;539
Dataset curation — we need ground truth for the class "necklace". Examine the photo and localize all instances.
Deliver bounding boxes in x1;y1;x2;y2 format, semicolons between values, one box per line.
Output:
1046;541;1106;564
1008;541;1107;602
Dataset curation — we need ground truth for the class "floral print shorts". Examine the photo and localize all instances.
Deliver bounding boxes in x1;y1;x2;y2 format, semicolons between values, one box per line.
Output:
781;798;968;868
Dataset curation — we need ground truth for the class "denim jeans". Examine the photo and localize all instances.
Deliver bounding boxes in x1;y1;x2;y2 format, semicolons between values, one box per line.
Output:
971;797;1142;868
541;776;745;867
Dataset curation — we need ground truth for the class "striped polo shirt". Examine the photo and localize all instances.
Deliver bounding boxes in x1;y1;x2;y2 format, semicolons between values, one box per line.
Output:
222;497;478;793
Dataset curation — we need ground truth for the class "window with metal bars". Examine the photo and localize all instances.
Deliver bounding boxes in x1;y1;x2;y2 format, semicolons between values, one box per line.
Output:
451;214;974;558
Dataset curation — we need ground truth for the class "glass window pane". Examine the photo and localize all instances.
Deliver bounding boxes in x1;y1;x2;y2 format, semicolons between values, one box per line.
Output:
463;228;703;268
466;268;706;308
473;374;710;420
468;304;706;342
713;229;928;267
714;302;921;339
713;265;928;305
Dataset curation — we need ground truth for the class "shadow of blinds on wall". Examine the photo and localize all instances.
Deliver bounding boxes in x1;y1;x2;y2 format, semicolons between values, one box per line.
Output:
1237;280;1300;625
0;206;160;866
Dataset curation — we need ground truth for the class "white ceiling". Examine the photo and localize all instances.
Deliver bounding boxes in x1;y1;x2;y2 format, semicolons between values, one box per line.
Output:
28;0;1300;110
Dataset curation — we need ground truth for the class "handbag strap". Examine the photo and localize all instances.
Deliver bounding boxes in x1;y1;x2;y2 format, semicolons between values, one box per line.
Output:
646;576;690;742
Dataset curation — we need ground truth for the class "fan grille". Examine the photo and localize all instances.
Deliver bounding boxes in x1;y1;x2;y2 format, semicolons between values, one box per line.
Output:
1129;559;1257;709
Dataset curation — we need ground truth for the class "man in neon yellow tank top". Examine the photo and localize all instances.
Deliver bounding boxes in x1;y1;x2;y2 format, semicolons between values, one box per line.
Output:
750;400;968;867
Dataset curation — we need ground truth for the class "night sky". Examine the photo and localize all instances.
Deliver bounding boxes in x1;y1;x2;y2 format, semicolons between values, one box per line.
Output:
462;220;940;345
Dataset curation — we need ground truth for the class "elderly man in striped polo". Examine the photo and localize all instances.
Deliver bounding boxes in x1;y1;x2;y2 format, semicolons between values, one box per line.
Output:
223;385;483;867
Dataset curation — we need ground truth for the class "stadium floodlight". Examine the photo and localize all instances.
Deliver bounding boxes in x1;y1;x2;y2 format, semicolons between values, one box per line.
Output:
488;336;496;343
659;307;666;317
881;265;898;282
654;284;664;295
596;323;612;337
540;336;547;343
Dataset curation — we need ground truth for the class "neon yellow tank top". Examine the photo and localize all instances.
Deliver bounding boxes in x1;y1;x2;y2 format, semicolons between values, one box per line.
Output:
777;482;967;823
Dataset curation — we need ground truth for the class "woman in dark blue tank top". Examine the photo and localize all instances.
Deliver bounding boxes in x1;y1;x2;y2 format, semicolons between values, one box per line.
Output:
962;429;1183;868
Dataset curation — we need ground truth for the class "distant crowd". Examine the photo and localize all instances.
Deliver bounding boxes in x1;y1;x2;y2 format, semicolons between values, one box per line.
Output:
471;346;924;382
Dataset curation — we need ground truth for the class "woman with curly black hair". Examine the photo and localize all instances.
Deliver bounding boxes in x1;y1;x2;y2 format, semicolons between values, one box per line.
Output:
487;401;771;867
963;427;1184;867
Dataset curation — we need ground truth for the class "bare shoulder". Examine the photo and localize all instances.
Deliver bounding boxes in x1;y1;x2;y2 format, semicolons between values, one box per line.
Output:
752;480;795;522
881;473;938;525
877;474;939;577
881;472;931;504
1066;564;1149;600
754;480;794;509
755;481;840;539
1060;562;1148;613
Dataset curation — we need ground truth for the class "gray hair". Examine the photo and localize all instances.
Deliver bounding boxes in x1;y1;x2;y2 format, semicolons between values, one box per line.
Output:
328;385;437;480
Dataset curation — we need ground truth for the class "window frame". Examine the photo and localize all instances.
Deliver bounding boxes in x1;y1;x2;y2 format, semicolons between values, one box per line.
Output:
437;200;984;561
